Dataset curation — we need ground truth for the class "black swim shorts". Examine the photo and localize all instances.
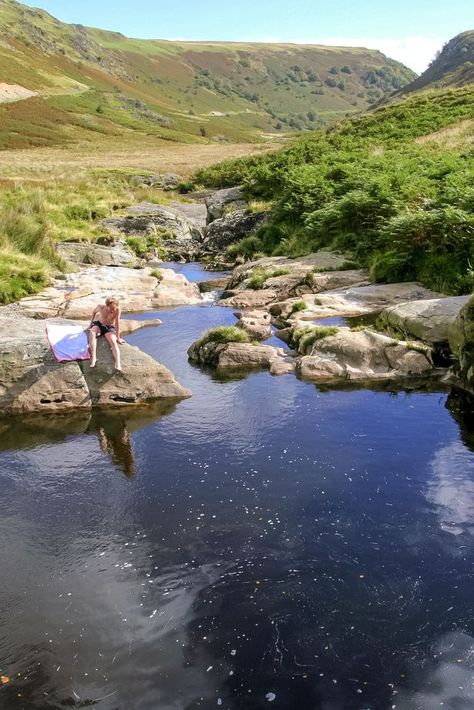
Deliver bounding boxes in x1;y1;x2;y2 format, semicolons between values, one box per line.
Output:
92;320;116;337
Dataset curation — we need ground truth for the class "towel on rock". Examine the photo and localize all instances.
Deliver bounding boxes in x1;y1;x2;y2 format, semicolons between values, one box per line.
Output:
46;323;90;362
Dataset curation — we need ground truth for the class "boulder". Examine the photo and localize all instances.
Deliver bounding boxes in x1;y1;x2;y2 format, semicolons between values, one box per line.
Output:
102;202;204;261
56;241;139;267
188;340;294;376
235;309;272;340
205;186;247;223
198;278;229;293
17;266;202;319
295;328;434;383
377;296;469;343
0;316;190;415
448;295;474;395
200;210;268;257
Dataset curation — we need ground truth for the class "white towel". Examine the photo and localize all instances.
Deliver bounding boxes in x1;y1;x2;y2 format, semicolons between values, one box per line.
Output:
46;323;90;362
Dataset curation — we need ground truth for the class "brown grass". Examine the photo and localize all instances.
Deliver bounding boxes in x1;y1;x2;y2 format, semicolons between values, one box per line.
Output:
415;118;474;148
0;137;280;180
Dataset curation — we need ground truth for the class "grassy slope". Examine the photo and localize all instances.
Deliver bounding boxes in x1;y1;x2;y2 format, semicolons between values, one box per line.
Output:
196;86;474;295
0;0;416;147
391;30;474;99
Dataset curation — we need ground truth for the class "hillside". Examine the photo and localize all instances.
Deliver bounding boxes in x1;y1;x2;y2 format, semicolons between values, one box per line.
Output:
196;85;474;295
0;0;416;148
390;30;474;99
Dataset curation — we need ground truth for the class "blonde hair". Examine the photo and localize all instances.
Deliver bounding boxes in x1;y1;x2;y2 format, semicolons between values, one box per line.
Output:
105;297;119;310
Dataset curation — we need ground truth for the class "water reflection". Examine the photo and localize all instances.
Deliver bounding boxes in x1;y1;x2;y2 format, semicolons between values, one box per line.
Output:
0;402;178;479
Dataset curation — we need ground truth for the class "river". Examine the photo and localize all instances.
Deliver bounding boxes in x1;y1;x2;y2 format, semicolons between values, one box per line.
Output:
1;264;474;710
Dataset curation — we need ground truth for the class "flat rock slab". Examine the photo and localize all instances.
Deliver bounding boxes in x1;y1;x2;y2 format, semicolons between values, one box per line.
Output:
228;252;355;289
0;315;190;415
220;289;277;309
17;266;202;319
274;283;441;321
378;296;470;343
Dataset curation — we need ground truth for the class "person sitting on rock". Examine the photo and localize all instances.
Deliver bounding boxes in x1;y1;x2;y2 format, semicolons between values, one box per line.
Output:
88;297;125;371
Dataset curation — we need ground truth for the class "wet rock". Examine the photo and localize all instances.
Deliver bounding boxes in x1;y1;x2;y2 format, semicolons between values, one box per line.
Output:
188;340;294;376
378;296;469;344
56;240;139;267
200;210;268;257
0;316;190;414
16;266;202;319
205;186;247;223
295;328;434;383
235;309;272;341
198;278;229;293
448;295;474;395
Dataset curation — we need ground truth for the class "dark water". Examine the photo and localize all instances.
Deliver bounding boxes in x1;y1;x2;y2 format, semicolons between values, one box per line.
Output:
2;267;474;710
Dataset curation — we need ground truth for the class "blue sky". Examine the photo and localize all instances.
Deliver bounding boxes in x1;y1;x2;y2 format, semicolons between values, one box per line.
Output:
28;0;473;73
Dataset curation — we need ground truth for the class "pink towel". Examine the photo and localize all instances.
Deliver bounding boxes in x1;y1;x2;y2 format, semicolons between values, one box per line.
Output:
46;323;90;362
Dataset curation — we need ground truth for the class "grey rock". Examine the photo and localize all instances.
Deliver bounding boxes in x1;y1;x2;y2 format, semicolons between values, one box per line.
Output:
102;202;205;261
200;210;268;256
295;328;434;383
0;316;190;415
188;340;294;376
205;186;246;223
235;309;272;341
378;296;470;343
57;241;138;267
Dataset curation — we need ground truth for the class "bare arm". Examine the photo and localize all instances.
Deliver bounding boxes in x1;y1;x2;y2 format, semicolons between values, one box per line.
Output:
89;305;100;328
116;308;124;343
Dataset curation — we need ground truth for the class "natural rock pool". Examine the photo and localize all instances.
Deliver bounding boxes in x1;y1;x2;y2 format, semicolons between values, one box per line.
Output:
1;265;474;710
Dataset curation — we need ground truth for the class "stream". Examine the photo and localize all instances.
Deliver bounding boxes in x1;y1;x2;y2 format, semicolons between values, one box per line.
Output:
1;263;474;709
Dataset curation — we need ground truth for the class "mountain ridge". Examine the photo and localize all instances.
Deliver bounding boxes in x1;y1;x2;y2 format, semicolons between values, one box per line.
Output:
0;0;416;147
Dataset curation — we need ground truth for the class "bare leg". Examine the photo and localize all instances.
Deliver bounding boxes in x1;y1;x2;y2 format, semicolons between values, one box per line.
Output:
105;332;122;371
88;326;100;367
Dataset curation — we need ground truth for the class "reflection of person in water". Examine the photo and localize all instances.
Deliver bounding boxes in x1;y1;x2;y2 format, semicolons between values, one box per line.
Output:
97;418;134;477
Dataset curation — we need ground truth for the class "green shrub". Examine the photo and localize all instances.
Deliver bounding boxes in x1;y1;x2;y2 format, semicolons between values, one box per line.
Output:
196;326;250;348
177;181;195;194
291;324;339;353
290;300;307;314
248;269;270;289
227;235;263;260
150;268;163;283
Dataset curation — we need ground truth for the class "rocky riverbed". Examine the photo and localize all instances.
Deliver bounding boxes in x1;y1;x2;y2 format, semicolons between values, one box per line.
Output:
1;185;473;415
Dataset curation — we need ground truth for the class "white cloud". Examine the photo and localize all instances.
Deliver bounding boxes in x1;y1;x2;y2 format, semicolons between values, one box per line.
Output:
306;35;445;74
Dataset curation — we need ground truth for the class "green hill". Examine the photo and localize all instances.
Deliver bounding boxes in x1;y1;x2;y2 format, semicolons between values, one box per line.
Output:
196;85;474;295
0;0;416;148
391;31;474;99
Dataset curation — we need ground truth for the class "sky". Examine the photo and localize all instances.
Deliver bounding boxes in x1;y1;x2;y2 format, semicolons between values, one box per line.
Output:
26;0;473;74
